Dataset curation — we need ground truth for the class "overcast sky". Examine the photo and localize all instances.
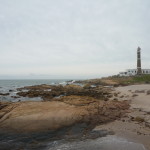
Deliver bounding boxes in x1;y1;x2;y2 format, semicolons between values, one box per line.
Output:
0;0;150;79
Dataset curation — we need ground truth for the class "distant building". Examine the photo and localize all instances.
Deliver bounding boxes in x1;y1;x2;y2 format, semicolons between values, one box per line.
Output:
119;69;150;76
119;47;150;76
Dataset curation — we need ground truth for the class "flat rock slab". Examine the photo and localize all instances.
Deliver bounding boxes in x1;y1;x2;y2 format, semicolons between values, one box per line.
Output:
0;96;129;133
0;101;87;132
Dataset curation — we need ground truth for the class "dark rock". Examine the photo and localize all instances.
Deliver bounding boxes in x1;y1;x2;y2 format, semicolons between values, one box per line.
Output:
137;131;142;135
120;95;124;98
135;90;145;93
134;116;145;122
147;90;150;95
9;90;14;92
17;84;112;101
0;93;9;96
145;122;150;128
132;94;138;97
11;96;20;98
114;93;118;97
130;116;135;121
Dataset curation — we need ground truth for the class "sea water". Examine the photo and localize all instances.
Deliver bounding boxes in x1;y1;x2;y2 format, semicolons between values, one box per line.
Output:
0;79;69;102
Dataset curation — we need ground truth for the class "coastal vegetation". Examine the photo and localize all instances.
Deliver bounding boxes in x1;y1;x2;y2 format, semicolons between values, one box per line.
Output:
111;75;150;85
76;75;150;86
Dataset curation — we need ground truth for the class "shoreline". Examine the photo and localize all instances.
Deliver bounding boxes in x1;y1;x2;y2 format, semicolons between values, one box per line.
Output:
95;84;150;150
0;80;150;149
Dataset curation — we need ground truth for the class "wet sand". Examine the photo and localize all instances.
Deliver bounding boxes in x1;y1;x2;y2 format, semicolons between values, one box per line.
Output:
48;135;146;150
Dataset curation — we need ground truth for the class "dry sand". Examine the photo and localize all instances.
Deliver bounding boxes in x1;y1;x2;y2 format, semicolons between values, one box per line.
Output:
115;84;150;112
96;84;150;150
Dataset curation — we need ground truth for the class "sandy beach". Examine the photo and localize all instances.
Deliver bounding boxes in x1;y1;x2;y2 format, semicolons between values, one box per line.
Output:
96;84;150;150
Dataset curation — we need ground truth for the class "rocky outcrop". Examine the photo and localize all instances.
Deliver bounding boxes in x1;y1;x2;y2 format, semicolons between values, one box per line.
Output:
0;96;129;133
17;84;112;100
0;101;15;119
0;93;9;96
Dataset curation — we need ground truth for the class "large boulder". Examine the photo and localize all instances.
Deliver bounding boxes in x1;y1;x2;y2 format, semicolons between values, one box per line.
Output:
0;96;129;133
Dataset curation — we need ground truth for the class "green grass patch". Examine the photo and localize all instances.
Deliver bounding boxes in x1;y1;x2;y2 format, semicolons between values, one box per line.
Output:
110;75;150;85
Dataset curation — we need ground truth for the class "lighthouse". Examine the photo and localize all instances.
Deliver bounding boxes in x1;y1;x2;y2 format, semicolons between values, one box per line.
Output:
119;47;150;76
137;47;142;75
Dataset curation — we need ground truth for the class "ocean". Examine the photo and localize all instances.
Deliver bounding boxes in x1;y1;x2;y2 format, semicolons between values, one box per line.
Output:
0;79;70;102
0;79;70;88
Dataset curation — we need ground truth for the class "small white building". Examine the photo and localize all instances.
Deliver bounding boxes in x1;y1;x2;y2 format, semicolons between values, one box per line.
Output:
119;47;150;76
119;69;150;76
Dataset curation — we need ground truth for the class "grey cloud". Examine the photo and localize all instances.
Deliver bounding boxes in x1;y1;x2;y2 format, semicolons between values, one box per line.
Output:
0;0;150;78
